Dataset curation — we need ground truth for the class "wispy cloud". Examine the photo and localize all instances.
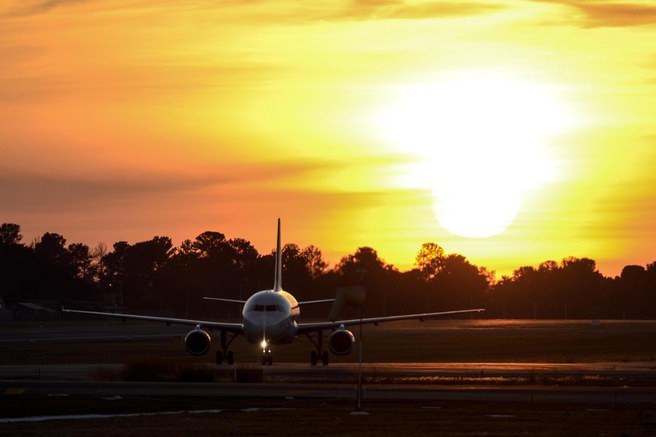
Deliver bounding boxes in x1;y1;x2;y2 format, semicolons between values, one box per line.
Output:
3;0;89;17
323;1;508;22
199;0;508;24
0;158;341;214
361;1;507;20
0;171;228;214
538;1;656;27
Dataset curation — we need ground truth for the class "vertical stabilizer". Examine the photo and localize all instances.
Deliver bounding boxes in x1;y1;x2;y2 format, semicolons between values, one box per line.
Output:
273;218;282;291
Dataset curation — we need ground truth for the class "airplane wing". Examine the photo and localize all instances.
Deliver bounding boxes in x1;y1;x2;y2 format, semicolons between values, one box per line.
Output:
296;308;484;334
61;308;243;332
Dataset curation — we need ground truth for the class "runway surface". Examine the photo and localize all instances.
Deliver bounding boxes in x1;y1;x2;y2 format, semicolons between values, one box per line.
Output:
1;361;656;381
2;378;655;404
1;361;656;405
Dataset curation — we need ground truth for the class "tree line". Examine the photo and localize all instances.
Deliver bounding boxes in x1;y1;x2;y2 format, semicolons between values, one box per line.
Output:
1;222;655;319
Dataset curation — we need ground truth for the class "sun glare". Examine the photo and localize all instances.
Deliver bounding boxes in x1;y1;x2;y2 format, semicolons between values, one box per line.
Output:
376;72;573;238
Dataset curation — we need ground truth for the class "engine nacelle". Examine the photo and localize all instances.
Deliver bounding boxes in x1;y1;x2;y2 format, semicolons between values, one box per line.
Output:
329;329;355;356
184;328;211;356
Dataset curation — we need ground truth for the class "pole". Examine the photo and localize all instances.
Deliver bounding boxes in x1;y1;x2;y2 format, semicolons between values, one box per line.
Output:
356;306;363;410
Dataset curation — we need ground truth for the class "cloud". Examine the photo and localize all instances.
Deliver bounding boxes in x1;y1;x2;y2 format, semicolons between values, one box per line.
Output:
0;61;286;103
0;158;341;214
0;171;228;214
538;1;656;27
3;0;89;17
377;1;506;20
0;159;401;253
327;1;508;21
206;0;507;24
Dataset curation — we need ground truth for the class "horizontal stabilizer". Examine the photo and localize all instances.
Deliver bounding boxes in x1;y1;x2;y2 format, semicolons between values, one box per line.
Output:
297;298;335;306
203;297;247;304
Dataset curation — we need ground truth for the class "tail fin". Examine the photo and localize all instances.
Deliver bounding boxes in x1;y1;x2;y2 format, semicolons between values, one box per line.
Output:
273;218;282;292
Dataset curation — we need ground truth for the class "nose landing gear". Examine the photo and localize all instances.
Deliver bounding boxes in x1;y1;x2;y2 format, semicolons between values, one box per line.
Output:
262;349;273;366
260;339;273;365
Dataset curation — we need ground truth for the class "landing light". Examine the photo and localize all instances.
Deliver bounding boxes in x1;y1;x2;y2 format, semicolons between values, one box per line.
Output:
260;340;268;349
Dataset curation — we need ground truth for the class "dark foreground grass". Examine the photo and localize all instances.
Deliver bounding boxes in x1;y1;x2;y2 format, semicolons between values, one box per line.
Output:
119;357;225;382
1;396;653;436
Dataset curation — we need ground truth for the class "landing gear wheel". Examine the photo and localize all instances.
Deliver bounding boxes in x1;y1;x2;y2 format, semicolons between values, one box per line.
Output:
226;351;234;365
262;350;273;366
321;351;329;366
267;354;273;366
310;351;318;366
215;351;223;365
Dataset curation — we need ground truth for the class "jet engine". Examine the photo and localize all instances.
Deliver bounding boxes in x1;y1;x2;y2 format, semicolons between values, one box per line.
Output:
184;328;211;356
329;329;355;356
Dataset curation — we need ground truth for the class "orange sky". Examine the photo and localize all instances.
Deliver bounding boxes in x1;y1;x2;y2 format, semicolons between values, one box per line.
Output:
2;0;656;277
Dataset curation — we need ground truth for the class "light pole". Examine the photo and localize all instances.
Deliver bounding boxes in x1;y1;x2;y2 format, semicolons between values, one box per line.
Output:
353;305;366;414
351;271;368;416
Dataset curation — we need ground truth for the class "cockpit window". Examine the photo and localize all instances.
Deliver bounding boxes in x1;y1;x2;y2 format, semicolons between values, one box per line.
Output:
251;304;279;312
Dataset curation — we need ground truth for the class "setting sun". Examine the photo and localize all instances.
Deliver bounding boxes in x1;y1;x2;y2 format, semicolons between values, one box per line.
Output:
375;72;573;238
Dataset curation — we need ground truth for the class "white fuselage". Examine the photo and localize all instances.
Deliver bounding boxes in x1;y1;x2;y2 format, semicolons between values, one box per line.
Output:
242;290;300;346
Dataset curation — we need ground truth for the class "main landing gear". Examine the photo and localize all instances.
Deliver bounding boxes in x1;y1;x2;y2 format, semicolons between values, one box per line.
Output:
310;350;329;366
306;330;329;366
216;350;234;365
215;330;238;365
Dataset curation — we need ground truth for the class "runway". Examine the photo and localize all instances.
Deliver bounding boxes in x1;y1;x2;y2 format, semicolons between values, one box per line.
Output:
265;361;656;380
2;379;656;405
1;361;655;380
1;361;656;405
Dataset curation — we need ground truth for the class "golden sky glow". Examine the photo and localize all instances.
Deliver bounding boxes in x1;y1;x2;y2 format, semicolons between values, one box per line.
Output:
2;0;656;276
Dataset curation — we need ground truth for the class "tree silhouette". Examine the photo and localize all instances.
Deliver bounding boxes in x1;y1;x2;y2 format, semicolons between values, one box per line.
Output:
0;223;22;246
2;221;656;320
0;223;34;304
415;242;446;280
68;243;94;283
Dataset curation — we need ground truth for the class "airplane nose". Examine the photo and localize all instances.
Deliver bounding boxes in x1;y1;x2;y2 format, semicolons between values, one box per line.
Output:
245;316;288;344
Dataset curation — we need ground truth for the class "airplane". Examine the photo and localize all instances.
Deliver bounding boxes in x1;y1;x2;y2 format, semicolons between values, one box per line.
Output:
63;219;484;366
